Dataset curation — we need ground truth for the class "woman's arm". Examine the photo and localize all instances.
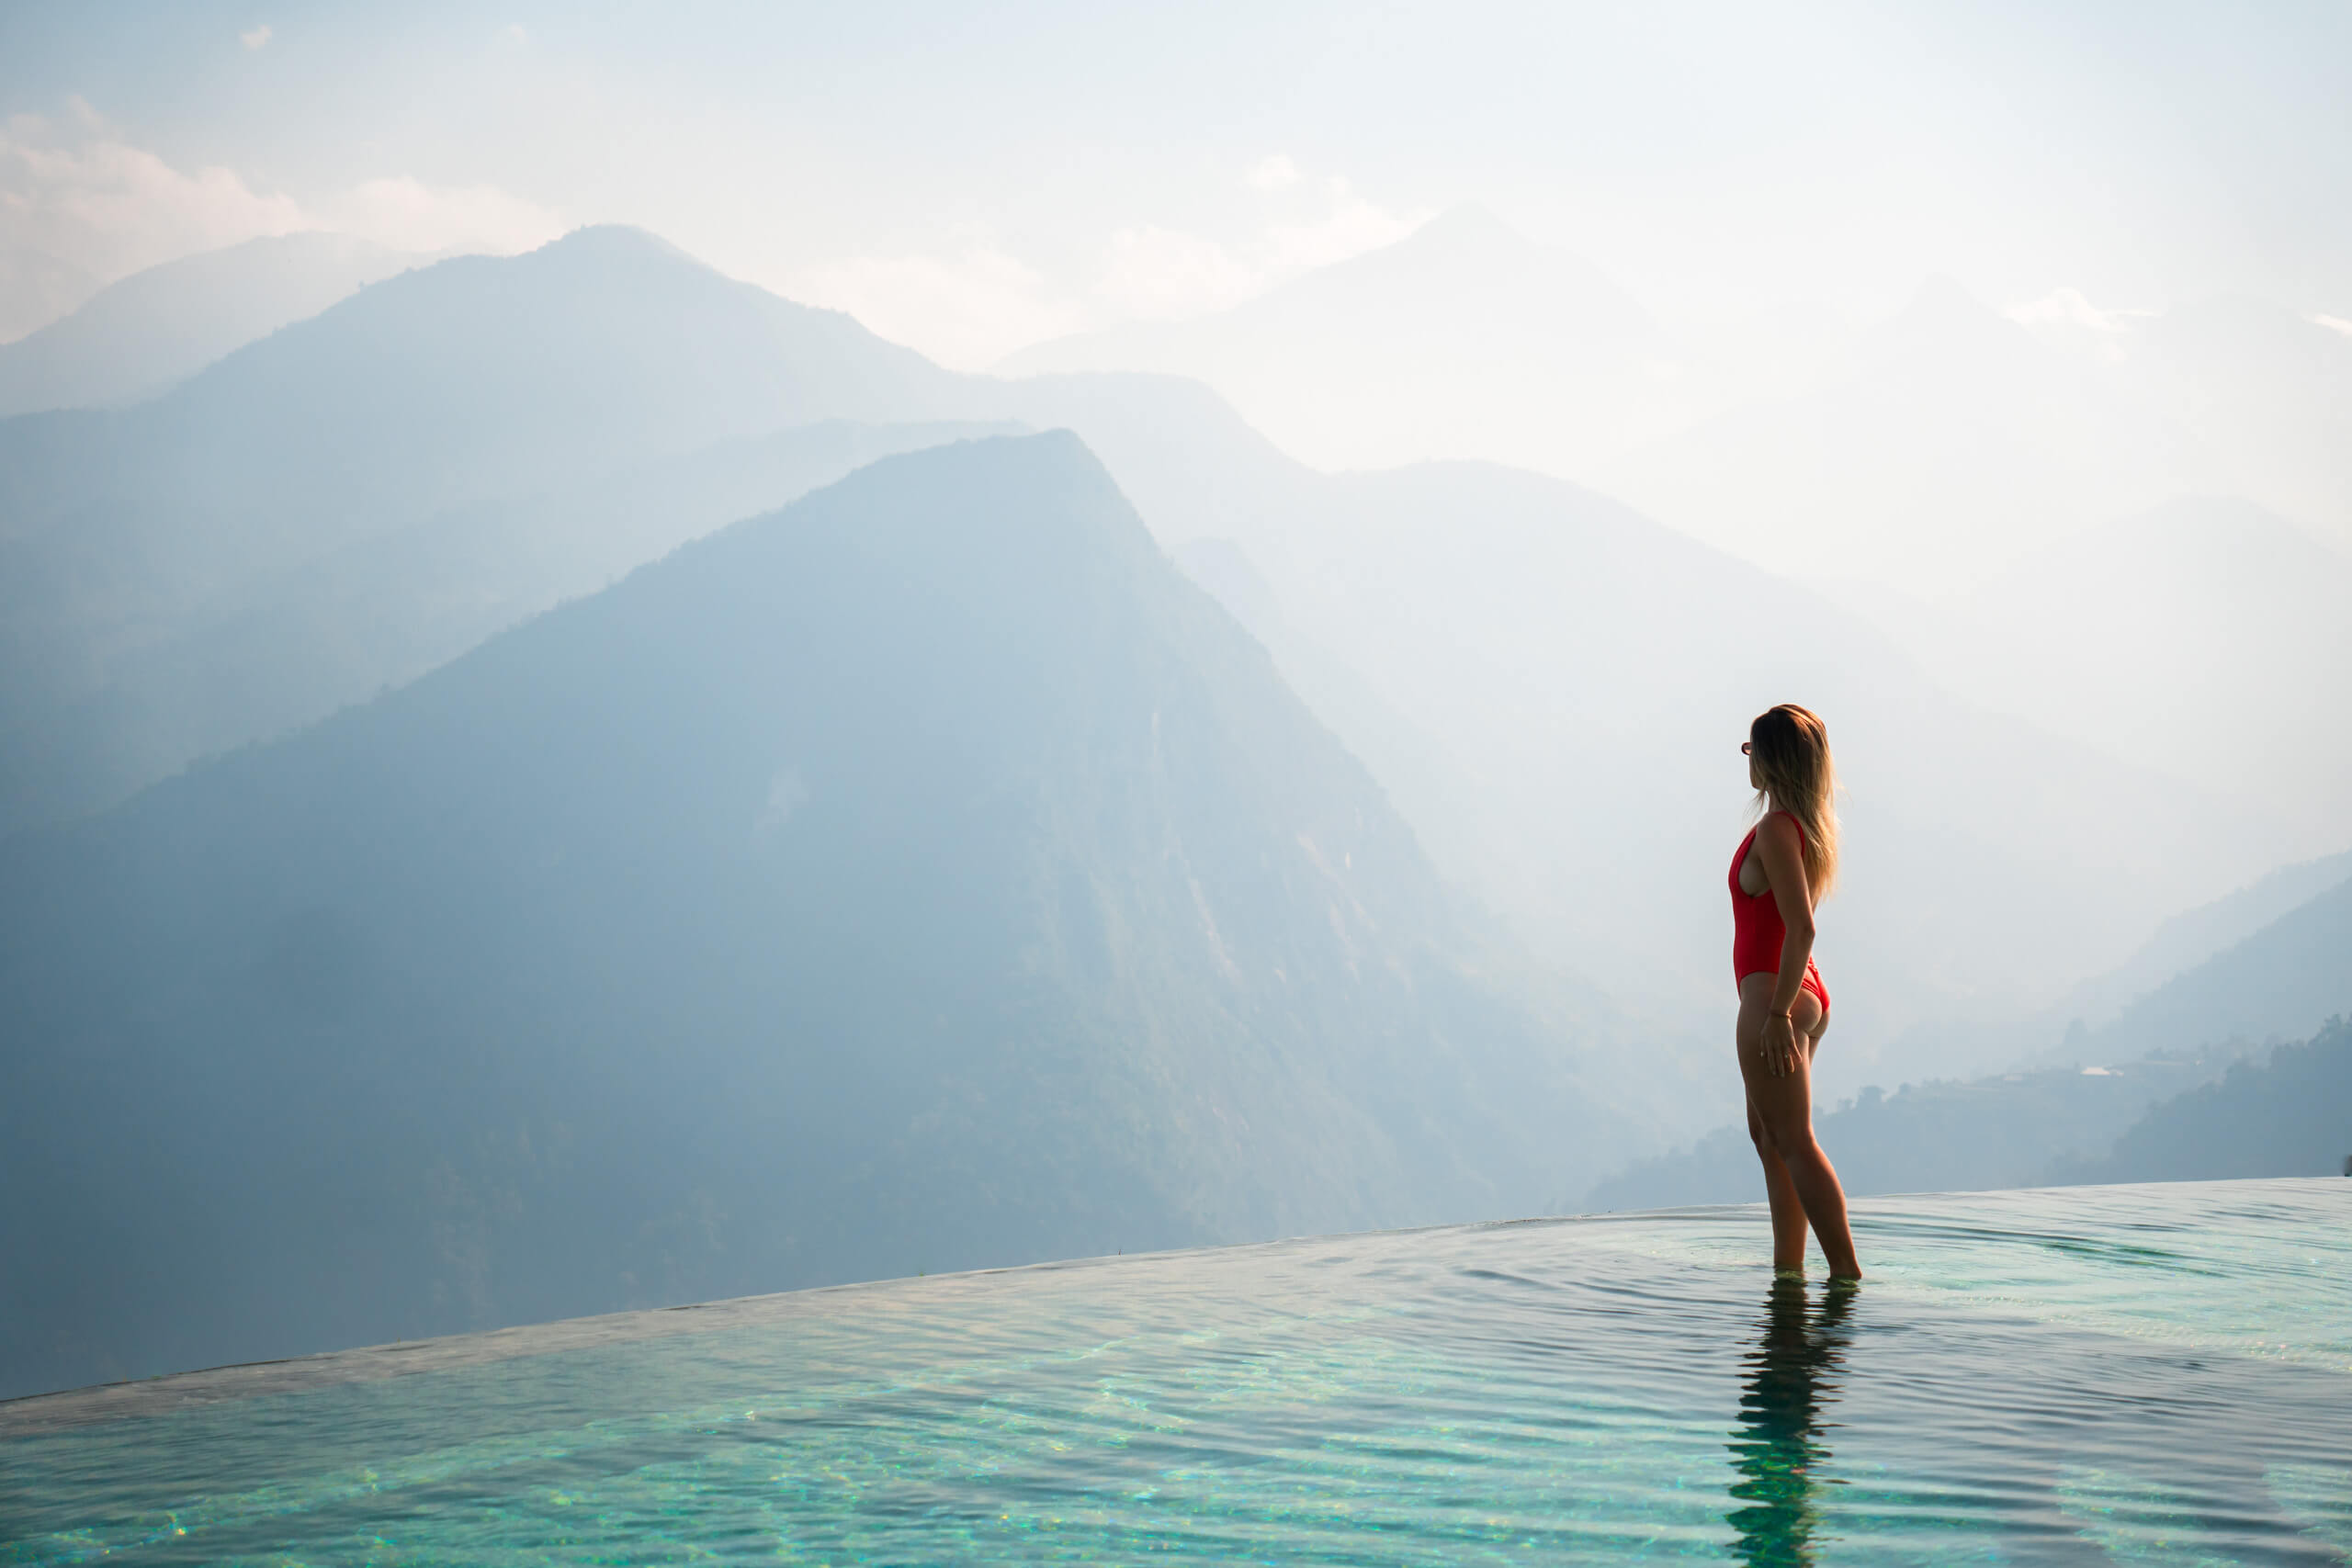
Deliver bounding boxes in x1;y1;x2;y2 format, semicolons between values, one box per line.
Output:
1755;813;1815;1077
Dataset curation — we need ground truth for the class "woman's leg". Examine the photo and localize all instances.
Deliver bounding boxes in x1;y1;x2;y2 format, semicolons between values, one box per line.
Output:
1747;1095;1810;1271
1737;976;1860;1280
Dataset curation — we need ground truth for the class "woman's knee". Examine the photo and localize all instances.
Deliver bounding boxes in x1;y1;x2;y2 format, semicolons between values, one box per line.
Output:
1760;1110;1815;1157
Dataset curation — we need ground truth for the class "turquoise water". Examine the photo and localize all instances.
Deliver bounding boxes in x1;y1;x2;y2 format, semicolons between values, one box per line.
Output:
4;1179;2347;1565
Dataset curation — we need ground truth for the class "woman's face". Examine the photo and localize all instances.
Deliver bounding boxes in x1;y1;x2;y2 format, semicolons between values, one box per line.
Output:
1745;739;1762;793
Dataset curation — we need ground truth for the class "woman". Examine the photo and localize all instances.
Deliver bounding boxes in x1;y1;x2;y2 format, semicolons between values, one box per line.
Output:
1732;704;1860;1280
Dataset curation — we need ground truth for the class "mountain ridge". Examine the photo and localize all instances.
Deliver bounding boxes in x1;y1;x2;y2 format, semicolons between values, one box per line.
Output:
0;232;427;418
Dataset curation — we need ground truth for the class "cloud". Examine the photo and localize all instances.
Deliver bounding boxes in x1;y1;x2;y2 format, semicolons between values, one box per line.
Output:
1261;175;1419;274
241;24;272;51
2312;313;2352;339
1091;170;1422;324
757;162;1422;367
0;110;307;339
1245;154;1301;192
322;176;563;255
2005;287;2149;333
0;111;563;343
775;245;1089;370
1095;224;1261;319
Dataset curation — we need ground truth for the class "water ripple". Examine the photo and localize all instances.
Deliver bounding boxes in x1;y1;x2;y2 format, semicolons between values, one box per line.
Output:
2;1179;2346;1565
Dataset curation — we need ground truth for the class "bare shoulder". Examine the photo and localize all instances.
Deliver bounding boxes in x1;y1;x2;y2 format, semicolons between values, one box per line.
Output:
1756;811;1804;852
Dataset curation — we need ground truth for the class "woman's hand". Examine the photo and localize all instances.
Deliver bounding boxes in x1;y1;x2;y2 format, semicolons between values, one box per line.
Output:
1762;1011;1804;1077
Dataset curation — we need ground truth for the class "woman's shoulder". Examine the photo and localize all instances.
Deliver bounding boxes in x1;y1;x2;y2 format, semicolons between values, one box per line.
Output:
1758;809;1807;847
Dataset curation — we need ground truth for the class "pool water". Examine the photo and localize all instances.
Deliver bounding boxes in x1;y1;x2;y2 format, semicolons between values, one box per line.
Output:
4;1179;2347;1565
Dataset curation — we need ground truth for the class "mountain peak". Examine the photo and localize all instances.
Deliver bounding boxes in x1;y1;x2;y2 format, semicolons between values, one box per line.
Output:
516;223;724;278
1401;203;1529;252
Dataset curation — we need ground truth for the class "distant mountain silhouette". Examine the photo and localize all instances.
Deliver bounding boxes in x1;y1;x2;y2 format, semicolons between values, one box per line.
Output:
1874;847;2352;1080
2053;850;2352;1035
1001;206;1672;475
0;227;984;834
0;233;426;418
2071;868;2352;1061
0;415;1015;835
0;224;964;558
0;434;1610;1400
2052;1018;2351;1184
2049;291;2352;558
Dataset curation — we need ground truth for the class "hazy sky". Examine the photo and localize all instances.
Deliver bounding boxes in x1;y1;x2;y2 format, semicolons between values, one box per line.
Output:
4;1;2348;361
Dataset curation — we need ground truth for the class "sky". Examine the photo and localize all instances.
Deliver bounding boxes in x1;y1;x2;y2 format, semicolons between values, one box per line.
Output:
4;0;2348;363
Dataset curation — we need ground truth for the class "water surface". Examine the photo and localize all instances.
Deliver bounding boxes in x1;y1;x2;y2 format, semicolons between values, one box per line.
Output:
4;1179;2347;1564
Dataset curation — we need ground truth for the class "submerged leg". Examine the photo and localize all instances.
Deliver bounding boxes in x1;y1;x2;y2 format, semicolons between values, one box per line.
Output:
1737;983;1860;1280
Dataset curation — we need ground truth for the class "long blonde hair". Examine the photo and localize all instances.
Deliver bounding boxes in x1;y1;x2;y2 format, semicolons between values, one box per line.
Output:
1749;704;1839;900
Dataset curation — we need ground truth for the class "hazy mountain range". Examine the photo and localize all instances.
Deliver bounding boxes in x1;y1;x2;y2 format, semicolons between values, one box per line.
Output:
0;227;2320;1098
1;223;2341;1396
2052;1018;2351;1187
0;232;425;419
0;227;977;833
1013;208;2352;862
0;434;1620;1398
1007;207;2350;581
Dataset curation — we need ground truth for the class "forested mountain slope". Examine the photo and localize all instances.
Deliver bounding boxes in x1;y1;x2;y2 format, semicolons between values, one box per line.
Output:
2054;1019;2351;1184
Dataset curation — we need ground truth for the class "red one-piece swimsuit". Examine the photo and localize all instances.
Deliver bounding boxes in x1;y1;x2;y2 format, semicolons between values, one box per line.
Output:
1730;812;1829;1017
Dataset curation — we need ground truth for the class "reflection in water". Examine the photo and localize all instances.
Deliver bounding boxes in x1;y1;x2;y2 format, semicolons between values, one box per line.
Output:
1726;1277;1857;1565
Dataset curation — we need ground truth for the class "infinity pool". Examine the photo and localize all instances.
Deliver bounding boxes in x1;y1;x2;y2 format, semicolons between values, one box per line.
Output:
4;1179;2346;1564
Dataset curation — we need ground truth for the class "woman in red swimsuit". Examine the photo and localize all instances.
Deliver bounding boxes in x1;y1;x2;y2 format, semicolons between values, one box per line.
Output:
1733;704;1860;1280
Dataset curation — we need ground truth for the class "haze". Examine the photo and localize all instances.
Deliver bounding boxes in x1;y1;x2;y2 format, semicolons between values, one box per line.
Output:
2;2;2346;1398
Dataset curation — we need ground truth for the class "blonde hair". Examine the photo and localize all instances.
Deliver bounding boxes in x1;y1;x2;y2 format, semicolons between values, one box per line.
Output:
1749;704;1839;900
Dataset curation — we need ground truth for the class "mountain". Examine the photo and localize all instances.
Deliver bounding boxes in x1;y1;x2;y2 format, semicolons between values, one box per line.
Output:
0;225;964;560
0;231;1330;843
0;433;1611;1400
0;224;2292;1121
0;233;425;418
1870;848;2352;1080
2036;292;2352;555
2049;850;2352;1042
2070;869;2352;1062
0;415;1016;837
1844;497;2352;849
1582;864;2352;1209
1001;206;1675;476
2052;1019;2352;1184
0;226;978;835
